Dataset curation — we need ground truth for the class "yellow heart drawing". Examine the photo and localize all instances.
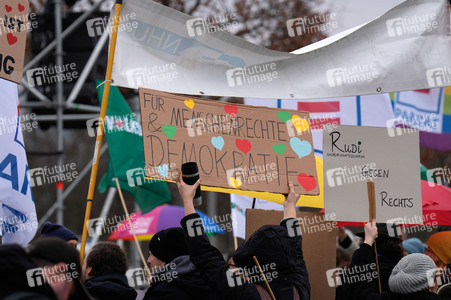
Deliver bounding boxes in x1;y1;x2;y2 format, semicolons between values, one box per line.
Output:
292;115;310;133
184;99;195;109
229;176;242;188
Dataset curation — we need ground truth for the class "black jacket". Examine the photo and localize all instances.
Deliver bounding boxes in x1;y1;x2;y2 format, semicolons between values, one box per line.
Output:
84;273;137;300
143;255;213;300
0;244;57;300
181;213;310;300
348;243;439;300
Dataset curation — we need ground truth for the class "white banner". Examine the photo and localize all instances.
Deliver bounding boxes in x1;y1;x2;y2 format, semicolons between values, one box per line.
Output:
112;0;451;99
0;78;37;245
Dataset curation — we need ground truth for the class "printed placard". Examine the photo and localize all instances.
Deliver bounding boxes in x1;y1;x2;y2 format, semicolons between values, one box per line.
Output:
0;0;29;84
323;125;422;224
139;88;318;195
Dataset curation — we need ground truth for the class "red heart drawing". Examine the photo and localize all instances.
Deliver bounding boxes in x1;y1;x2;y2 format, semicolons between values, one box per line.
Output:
235;139;251;154
297;173;317;192
224;104;238;118
18;4;25;12
7;33;17;45
5;5;12;12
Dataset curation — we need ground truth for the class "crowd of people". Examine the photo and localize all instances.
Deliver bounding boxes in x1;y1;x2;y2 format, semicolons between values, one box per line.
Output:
1;175;450;300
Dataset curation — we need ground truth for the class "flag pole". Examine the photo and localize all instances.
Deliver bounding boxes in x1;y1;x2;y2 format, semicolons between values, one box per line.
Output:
80;0;122;264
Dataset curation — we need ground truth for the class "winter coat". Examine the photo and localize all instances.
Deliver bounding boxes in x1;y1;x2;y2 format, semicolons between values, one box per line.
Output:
84;273;137;300
143;255;213;300
181;213;310;300
348;243;439;300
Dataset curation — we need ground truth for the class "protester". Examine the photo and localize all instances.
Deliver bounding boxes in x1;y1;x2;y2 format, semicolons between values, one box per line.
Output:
40;222;79;248
349;220;439;300
26;237;93;300
177;173;310;300
403;237;426;255
143;227;213;300
356;224;404;292
82;242;137;300
438;283;451;300
0;244;57;299
426;231;451;268
335;247;352;300
337;226;360;254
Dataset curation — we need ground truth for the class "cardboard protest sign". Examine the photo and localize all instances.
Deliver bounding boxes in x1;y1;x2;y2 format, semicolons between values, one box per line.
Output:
139;88;318;195
0;0;29;84
323;125;422;224
246;209;336;300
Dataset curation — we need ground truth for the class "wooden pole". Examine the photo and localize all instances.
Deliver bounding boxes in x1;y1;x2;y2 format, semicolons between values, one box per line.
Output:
367;179;382;294
253;256;276;300
115;178;152;280
79;0;122;264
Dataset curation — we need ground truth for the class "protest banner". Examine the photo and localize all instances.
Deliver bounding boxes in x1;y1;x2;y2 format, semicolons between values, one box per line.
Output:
138;88;319;195
246;209;336;300
0;0;29;84
323;125;422;224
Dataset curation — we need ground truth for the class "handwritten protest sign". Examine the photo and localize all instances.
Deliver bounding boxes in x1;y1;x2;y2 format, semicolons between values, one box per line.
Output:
138;88;318;195
0;0;28;84
323;125;422;224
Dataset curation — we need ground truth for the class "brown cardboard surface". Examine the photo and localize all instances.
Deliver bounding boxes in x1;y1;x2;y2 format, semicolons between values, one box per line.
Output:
139;88;319;195
246;209;336;300
0;0;29;84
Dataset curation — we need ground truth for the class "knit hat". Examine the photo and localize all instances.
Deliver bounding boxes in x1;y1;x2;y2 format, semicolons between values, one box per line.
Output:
389;253;436;294
40;222;78;242
403;238;426;254
427;231;451;265
148;228;188;263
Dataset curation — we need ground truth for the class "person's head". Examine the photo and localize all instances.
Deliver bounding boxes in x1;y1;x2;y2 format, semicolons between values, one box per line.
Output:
438;283;451;300
147;227;188;272
389;253;437;294
336;247;351;268
403;237;426;255
376;236;404;262
426;231;451;268
26;237;91;300
82;242;128;282
40;222;78;247
232;224;298;285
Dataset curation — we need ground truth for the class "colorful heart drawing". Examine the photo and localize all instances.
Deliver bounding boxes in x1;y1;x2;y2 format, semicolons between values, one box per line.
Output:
229;176;242;188
211;136;225;151
235;139;251;154
184;99;195;109
6;33;17;45
5;5;12;12
292;115;309;133
290;137;312;159
277;111;291;123
297;173;317;192
224;104;238;118
162;124;177;138
157;164;169;177
18;4;25;11
272;144;286;155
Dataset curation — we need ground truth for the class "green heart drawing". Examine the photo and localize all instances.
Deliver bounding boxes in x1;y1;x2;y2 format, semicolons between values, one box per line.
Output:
272;144;286;155
162;125;177;138
277;111;291;123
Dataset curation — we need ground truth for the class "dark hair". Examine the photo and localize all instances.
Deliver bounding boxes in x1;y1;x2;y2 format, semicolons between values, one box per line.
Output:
86;242;128;277
336;247;351;268
377;238;404;262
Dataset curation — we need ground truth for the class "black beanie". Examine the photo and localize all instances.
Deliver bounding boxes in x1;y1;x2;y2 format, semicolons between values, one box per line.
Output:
148;228;188;263
40;222;78;242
